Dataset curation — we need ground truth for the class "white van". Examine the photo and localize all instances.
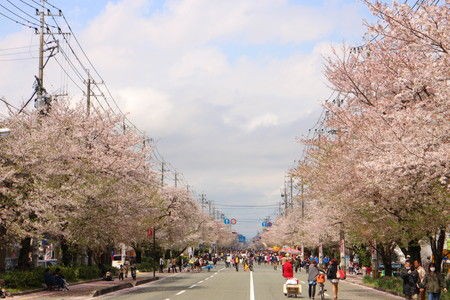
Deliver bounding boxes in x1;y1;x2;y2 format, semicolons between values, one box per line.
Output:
112;255;132;269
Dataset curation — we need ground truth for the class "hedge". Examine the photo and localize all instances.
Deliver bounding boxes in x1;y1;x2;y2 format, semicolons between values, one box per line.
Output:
363;275;450;299
0;265;101;290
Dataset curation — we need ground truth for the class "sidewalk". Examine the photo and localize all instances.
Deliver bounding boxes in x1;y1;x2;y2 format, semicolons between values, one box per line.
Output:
11;271;172;300
344;273;404;299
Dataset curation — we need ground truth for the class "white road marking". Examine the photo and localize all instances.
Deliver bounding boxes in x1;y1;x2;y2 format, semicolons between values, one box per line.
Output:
250;271;255;300
300;280;306;284
204;277;210;281
325;293;330;297
176;290;186;295
198;280;204;283
189;284;197;289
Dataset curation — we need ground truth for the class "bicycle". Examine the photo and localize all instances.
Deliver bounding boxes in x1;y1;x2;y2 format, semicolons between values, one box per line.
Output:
316;270;327;300
317;282;326;300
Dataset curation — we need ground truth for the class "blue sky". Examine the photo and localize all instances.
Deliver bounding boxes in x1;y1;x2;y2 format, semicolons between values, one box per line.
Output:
0;0;375;239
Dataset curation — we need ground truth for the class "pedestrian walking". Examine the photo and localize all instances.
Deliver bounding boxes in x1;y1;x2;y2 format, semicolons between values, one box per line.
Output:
130;264;137;280
308;260;320;299
414;260;426;300
124;261;130;278
118;265;124;280
234;255;240;272
420;263;447;300
159;257;165;273
400;261;419;300
327;259;339;300
282;257;294;279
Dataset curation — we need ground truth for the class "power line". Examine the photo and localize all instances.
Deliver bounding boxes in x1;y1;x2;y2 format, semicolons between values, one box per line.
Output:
0;10;38;31
6;0;41;24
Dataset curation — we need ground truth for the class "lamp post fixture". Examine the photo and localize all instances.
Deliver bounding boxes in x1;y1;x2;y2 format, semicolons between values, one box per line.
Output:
0;127;11;138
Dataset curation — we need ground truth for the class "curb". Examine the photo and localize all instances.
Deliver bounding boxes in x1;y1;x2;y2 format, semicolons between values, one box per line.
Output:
135;277;159;286
11;278;103;296
92;282;133;297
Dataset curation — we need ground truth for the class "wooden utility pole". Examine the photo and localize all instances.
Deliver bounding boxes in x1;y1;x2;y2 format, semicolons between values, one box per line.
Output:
161;162;165;187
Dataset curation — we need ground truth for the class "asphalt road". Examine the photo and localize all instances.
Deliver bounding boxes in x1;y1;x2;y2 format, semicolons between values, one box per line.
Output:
100;263;403;300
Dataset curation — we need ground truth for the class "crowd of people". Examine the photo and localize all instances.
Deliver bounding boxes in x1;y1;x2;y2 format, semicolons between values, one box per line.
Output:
401;259;447;300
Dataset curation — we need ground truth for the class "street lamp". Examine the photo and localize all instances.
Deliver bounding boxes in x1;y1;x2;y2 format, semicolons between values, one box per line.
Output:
0;127;11;138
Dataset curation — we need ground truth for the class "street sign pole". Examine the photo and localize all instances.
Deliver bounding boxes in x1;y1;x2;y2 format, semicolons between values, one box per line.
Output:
153;228;156;279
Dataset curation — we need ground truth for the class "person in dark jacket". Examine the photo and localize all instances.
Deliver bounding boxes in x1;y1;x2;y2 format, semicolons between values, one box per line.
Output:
400;261;419;299
327;259;339;300
420;263;447;300
308;260;320;299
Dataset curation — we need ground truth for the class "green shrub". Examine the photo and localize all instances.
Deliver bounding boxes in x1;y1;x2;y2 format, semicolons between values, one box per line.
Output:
0;265;101;290
362;275;375;285
136;262;155;272
0;268;46;289
77;266;100;280
376;276;403;294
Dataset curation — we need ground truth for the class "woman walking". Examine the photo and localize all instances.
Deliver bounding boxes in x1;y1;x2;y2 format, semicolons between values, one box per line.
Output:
308;260;320;299
420;263;447;300
327;259;339;300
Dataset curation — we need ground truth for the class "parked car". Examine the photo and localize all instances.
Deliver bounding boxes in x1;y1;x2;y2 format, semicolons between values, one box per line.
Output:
378;263;403;276
37;259;58;268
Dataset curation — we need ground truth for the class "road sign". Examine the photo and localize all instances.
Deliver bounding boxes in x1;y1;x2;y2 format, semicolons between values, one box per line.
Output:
230;218;237;225
267;222;272;227
224;218;230;225
146;228;154;238
262;221;267;227
238;234;246;242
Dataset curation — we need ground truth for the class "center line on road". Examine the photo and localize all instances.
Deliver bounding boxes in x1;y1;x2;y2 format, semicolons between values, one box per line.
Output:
176;290;186;296
249;271;255;300
189;284;197;289
198;280;204;283
205;277;210;281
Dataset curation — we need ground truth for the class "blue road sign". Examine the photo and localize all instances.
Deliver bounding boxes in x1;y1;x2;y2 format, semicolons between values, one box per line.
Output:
224;218;230;225
262;221;267;227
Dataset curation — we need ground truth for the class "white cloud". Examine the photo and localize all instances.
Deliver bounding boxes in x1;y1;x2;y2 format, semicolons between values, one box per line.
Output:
0;0;369;237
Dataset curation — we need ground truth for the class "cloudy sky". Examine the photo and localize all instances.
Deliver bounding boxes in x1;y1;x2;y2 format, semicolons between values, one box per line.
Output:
0;0;373;238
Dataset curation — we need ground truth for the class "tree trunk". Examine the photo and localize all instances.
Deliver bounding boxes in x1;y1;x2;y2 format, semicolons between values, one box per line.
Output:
377;242;394;277
60;237;72;266
400;239;421;262
87;248;93;266
0;225;7;272
18;237;32;270
429;227;446;273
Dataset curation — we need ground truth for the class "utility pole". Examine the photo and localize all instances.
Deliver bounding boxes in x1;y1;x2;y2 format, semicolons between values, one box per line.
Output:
201;194;206;212
37;1;45;103
86;76;91;115
160;162;165;187
34;0;64;111
174;172;178;188
290;176;294;208
284;179;288;216
300;178;305;218
208;201;212;217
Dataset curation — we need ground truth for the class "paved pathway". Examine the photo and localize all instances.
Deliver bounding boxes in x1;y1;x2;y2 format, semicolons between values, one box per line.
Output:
98;264;403;300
